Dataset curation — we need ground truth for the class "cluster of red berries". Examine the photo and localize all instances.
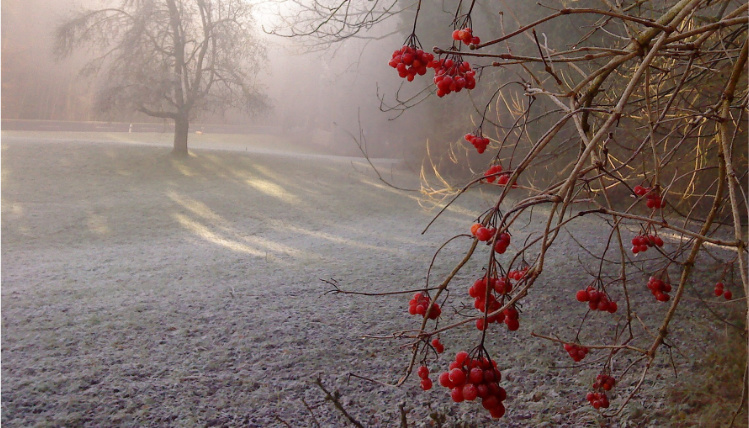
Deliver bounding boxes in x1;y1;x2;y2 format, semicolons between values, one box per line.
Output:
502;306;520;331
586;374;616;409
508;267;529;281
468;277;519;330
634;185;665;208
484;164;502;182
470;278;500;329
575;286;618;313
586;391;610;409
452;27;481;46
630;234;664;254
465;132;490;154
493;232;511;254
432;58;477;97
438;351;507;419
408;292;442;319
470;223;494;240
593;374;616;391
647;277;672;302
389;45;434;81
417;365;433;390
714;282;732;299
484;164;514;186
431;338;445;353
469;224;512;253
471;276;513;297
563;343;590;362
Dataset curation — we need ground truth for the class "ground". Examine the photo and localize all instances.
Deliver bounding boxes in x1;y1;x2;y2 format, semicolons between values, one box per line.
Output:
1;131;745;427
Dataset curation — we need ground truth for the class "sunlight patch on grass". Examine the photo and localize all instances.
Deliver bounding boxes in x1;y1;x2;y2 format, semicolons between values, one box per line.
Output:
244;178;299;204
172;213;265;256
86;213;110;236
172;213;302;257
282;223;411;254
168;192;223;223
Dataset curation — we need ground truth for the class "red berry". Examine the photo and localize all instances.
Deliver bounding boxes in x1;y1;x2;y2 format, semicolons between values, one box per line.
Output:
420;378;433;390
470;223;482;236
476;318;486;331
417;365;429;379
449;368;466;386
475;227;492;241
463;383;478;401
496;386;507;401
476;383;489;398
469;367;484;384
451;386;465;402
724;290;733;300
481;395;498;410
439;372;453;388
489;402;506;418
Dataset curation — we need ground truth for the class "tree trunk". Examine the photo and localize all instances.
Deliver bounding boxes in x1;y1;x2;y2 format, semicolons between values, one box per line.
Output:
173;115;189;156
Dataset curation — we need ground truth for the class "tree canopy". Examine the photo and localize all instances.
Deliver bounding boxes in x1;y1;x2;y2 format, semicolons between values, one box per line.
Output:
55;0;269;155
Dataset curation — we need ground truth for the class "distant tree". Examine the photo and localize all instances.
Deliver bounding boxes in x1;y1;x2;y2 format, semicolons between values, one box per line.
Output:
55;0;268;155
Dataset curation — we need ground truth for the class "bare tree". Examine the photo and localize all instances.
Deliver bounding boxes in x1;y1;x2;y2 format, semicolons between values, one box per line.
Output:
55;0;268;155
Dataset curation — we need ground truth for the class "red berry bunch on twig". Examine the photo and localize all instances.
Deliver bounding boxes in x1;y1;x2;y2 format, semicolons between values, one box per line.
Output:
464;132;490;153
452;27;481;46
431;338;445;354
630;234;664;254
586;374;615;409
417;365;433;390
575;286;618;313
493;232;511;254
594;373;616;391
431;57;477;97
647;276;672;302
408;292;442;319
438;351;507;419
508;267;529;281
714;282;732;299
468;277;519;331
502;306;520;331
389;44;434;82
470;223;495;241
563;343;590;362
586;391;610;409
483;164;503;182
470;224;512;254
469;277;503;330
634;185;665;209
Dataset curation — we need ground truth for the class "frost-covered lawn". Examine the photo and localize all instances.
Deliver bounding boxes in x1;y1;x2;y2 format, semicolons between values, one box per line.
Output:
1;132;741;427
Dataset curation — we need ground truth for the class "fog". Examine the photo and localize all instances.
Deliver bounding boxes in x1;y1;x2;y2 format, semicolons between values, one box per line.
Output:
1;0;431;159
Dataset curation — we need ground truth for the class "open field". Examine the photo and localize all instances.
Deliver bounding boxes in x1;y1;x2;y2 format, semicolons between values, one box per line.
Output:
2;132;744;427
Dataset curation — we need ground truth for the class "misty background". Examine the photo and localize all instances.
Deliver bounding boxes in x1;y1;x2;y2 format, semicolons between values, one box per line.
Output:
1;0;437;159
